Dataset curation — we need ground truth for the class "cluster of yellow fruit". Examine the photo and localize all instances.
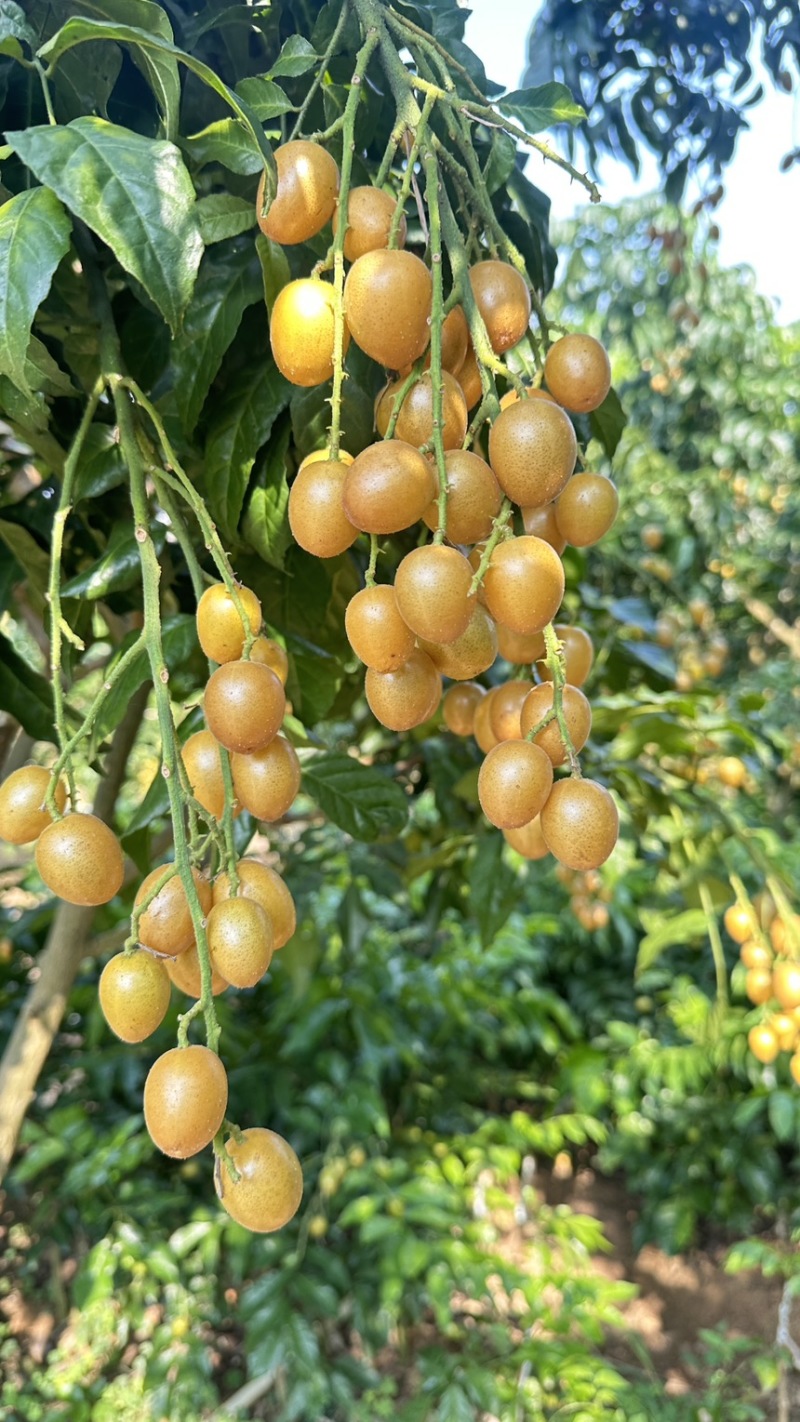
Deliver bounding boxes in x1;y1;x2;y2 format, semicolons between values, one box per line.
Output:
556;864;612;932
656;600;730;689
260;139;620;874
727;898;800;1080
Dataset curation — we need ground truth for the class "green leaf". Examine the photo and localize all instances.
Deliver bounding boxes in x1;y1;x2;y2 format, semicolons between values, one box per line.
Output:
73;423;127;501
73;0;181;137
438;1384;474;1422
195;194;255;245
23;335;77;397
768;1090;796;1144
471;833;520;947
51;41;123;124
636;909;708;976
499;82;586;134
60;519;167;599
93;615;197;745
0;520;50;616
0;0;36;58
185;118;264;175
268;34;318;79
0;188;72;396
302;753;408;842
170;242;263;437
202;358;291;538
0;633;54;741
234;78;294;121
255;231;290;315
589;386;627;457
6;119;202;335
241;421;292;569
123;766;170;838
482;131;518;195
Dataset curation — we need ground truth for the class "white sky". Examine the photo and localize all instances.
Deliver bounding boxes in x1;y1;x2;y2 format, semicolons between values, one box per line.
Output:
463;0;800;323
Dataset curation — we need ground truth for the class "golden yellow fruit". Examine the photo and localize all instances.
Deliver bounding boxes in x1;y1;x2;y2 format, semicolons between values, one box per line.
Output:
483;536;565;636
135;865;213;958
503;816;549;860
0;766;67;845
343;249;432;369
468;260;531;353
420;602;497;680
257;141;339;245
442;681;485;737
270;279;349;387
375;371;467;450
144;1045;228;1159
35;814;124;907
478;739;554;829
99;951;171;1043
394;545;474;644
423;449;502;545
343;440;436;534
336;185;405;262
215;1126;303;1232
488;398;577;507
540;778;619;871
289;458;358;558
365;649;441;731
544;333;611;413
213;860;296;951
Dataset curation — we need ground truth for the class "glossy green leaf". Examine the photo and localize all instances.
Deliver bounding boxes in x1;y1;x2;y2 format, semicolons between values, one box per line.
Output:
185;118;264;175
195;194;255;245
234;78;294;120
60;519;167;599
170;243;263;436
268;34;318;79
302;754;408;842
73;423;128;501
499;82;586;134
255;231;290;315
0;633;54;741
6;119;202;335
589;386;627;457
202;358;291;538
0;0;36;58
74;0;181;137
241;421;293;569
470;833;520;947
0;188;72;396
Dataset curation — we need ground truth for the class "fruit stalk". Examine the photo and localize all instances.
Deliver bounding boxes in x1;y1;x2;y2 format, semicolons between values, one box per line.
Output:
543;622;582;777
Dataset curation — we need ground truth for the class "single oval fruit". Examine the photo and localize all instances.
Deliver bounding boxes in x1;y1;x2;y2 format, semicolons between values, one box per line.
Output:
544;333;611;414
488;399;577;507
337;184;405;262
345;584;416;672
496;624;546;666
442;681;485;737
747;1025;777;1065
35;814;124;906
421;602;497;681
718;755;747;789
365;648;441;731
0;766;66;845
206;896;273;989
215;1126;303;1232
503;815;549;860
520;683;592;766
250;636;289;685
772;961;800;1011
344;249;432;370
745;968;773;1005
407;304;470;378
468;261;531;353
166;941;228;998
771;916;800;955
540;778;619;871
136;864;213;958
724;902;756;945
478;739;554;829
423;449;502;545
196;583;261;664
270;279;349;387
258;140;338;245
205;661;285;755
768;1013;798;1053
213;859;296;951
144;1045;228;1159
289;458;359;558
489;680;530;742
483;536;565;636
473;687;500;753
232;735;301;822
182;730;226;821
539;626;594;688
521;503;567;555
99;951;171;1043
740;941;772;971
343;440;436;535
394;545;474;645
555;473;619;548
375;371;468;451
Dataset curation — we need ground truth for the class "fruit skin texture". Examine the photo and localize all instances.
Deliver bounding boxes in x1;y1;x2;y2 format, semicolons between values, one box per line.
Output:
478;740;554;830
36;814;124;906
343;440;436;534
394;545;474;645
345;584;415;673
257;141;338;245
484;536;565;636
99;951;171;1043
520;684;592;766
442;681;485;737
541;778;619;871
206;897;273;989
521;502;566;555
772;961;800;1011
365;648;441;732
249;636;289;685
544;333;611;414
468;261;531;354
0;766;66;845
182;730;226;821
344;249;432;370
489;398;577;507
289;459;358;558
496;624;545;666
270;279;348;387
376;371;467;450
144;1045;228;1159
456;345;483;409
232;735;301;822
423;449;502;545
539;626;594;688
213;860;296;951
215;1126;303;1232
724;902;756;945
489;680;529;742
337;184;405;262
555;474;619;548
421;602;497;681
196;583;261;664
500;385;557;411
136;865;213;957
204;661;285;755
503;815;549;860
166;942;228;998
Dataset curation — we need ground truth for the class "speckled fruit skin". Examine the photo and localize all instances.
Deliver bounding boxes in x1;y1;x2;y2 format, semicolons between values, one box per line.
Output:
166;942;228;998
540;778;619;871
206;897;273;989
136;865;213;957
250;636;289;685
345;584;415;672
394;545;474;645
521;502;567;555
196;583;261;664
489;680;529;742
539;626;594;688
257;141;339;245
503;815;549;860
181;730;226;820
99;951;171;1043
375;371;468;450
544;334;611;414
468;260;531;353
442;681;485;737
215;1127;303;1232
473;687;500;753
344;249;432;370
214;860;296;951
421;602;497;681
204;661;285;755
423;449;502;545
478;740;554;830
0;766;66;845
337;185;405;262
232;735;301;822
35;814;124;906
143;1045;228;1159
365;649;441;731
288;459;358;558
456;345;483;408
343;440;436;534
555;474;619;548
499;386;557;411
495;624;545;666
270;279;349;387
520;683;592;766
483;536;565;636
488;399;577;508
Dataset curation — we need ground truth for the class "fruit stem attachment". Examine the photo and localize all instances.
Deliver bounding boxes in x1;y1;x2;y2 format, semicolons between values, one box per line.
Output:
388;90;435;247
365;534;380;588
542;622;582;777
469;499;513;594
421;145;448;544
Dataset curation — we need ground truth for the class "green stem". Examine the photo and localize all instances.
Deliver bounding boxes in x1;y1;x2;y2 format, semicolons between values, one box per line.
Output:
388;90;435;246
365;534;379;588
384;364;422;440
34;60;57;125
468;499;513;593
543;621;581;776
421;145;448;543
289;0;351;141
49;633;146;790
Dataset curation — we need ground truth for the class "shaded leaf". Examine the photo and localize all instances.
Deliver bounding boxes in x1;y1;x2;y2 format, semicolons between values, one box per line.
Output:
74;0;181;137
195;194;255;245
636;909;708;976
171;242;263;436
471;833;520;947
0;188;72;396
185;118;264;175
589;385;627;457
60;519;167;599
302;753;408;842
255;231;290;315
202;358;291;538
0;633;54;741
241;421;292;569
0;520;50;615
0;0;36;59
93;615;197;745
234;77;294;121
73;423;127;501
